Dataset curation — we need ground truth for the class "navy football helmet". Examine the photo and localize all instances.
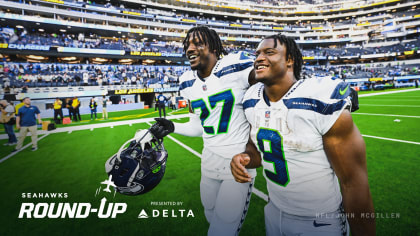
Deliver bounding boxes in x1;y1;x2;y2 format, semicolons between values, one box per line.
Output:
105;128;168;195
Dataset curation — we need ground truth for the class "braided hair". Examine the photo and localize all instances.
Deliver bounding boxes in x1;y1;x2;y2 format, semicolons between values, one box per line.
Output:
264;34;303;80
183;26;227;59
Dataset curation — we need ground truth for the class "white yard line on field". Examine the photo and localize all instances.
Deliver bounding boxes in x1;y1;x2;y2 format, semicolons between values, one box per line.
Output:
358;88;420;97
0;134;49;163
0;114;190;140
145;122;269;202
353;113;420;118
252;188;269;202
359;99;420;101
359;104;420;107
362;135;420;145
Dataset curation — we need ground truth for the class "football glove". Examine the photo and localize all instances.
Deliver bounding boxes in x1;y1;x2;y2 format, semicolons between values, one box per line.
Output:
150;118;175;139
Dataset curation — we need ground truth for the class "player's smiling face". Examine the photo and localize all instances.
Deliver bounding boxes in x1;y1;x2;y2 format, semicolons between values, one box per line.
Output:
185;34;216;73
254;38;292;85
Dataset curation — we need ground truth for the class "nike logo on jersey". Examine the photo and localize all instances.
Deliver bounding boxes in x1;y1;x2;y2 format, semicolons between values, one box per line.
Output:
313;220;331;227
339;86;349;95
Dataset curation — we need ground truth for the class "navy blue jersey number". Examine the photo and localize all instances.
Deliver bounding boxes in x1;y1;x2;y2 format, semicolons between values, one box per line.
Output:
256;128;290;186
191;89;235;134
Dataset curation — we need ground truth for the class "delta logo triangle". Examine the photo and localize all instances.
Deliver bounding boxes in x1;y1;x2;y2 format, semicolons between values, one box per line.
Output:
138;209;149;219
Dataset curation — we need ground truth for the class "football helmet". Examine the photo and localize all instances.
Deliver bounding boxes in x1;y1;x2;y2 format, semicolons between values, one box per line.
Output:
105;128;168;195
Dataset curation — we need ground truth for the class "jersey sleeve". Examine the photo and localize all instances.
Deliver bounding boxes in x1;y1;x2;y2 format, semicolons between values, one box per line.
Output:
237;51;254;86
242;83;263;126
178;71;194;100
283;78;351;136
216;51;254;87
313;79;351;135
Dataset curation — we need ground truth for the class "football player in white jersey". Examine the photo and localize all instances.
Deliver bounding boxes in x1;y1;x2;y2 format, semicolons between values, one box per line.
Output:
231;34;375;236
150;26;261;236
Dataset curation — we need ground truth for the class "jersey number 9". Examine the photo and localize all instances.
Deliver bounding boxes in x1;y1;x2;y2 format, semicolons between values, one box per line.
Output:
257;128;290;186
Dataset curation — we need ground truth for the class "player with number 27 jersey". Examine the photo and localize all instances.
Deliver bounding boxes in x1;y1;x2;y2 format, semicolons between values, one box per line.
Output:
179;51;256;179
243;77;351;216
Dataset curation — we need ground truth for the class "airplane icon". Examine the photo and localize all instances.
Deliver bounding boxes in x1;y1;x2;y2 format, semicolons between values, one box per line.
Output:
101;175;116;193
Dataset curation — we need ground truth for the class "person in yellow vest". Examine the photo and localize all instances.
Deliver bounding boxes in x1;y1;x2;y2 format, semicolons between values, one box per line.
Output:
53;97;63;124
72;96;81;121
15;99;24;115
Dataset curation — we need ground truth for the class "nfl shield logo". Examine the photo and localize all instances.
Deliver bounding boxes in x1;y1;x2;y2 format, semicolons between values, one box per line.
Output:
202;85;207;91
265;111;270;118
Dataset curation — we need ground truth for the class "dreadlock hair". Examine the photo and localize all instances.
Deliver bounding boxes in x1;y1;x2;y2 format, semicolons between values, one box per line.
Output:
263;34;303;80
183;26;227;59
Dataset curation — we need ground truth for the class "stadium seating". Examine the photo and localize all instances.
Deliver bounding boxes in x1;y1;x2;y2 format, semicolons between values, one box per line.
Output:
0;0;419;93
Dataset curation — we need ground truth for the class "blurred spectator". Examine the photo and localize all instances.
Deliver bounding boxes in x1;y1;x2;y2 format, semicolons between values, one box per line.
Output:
171;94;177;110
53;97;63;124
66;98;74;121
102;96;109;119
15;99;24;115
89;97;98;120
13;97;42;152
0;100;17;146
72;96;81;121
157;92;167;118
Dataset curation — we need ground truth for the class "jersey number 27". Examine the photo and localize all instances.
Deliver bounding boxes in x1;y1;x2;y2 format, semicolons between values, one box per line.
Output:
191;89;234;135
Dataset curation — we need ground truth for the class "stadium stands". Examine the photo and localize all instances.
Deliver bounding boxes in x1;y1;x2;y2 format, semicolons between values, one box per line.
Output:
0;0;419;99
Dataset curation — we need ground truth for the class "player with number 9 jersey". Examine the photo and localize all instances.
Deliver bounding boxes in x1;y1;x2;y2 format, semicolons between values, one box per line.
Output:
232;34;375;236
243;78;350;216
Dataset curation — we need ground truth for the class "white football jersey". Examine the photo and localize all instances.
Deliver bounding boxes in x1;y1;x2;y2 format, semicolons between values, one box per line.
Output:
243;77;352;216
179;51;255;179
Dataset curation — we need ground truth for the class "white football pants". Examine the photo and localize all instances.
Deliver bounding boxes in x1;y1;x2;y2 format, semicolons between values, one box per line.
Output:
200;175;254;236
264;201;349;236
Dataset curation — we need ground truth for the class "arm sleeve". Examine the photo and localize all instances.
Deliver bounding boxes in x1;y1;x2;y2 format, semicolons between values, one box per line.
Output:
173;113;203;137
314;80;351;135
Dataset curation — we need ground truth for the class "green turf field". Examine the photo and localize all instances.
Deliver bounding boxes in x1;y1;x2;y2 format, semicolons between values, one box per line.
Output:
0;88;419;235
0;107;189;134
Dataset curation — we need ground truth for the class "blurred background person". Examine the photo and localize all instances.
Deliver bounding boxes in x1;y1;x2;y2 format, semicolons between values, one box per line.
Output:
53;97;63;124
13;97;42;152
157;92;167;118
15;99;24;115
0;100;17;146
89;97;98;120
66;97;74;121
102;95;109;119
171;94;177;110
72;96;81;121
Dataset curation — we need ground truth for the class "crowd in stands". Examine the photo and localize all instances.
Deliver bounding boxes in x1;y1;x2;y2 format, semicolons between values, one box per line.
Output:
10;0;420;35
2;27;419;60
97;0;393;12
226;38;420;57
229;0;356;6
1;61;419;94
0;28;184;54
303;64;420;80
0;63;187;91
302;39;420;58
1;0;419;93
